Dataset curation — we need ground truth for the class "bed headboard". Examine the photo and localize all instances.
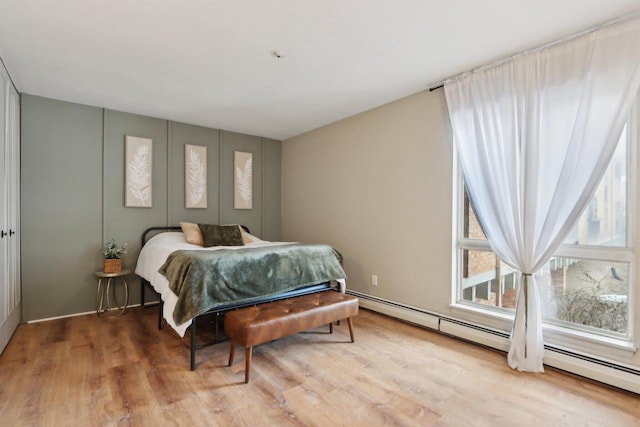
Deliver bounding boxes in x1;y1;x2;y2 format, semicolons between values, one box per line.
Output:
141;225;251;247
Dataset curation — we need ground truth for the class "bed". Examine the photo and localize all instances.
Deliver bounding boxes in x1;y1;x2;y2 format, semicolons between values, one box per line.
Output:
135;225;347;369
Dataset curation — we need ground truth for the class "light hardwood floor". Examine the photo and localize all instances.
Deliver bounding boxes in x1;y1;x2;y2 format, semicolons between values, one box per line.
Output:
0;306;638;426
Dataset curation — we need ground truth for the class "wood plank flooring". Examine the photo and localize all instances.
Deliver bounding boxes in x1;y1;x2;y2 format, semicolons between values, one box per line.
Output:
1;306;638;426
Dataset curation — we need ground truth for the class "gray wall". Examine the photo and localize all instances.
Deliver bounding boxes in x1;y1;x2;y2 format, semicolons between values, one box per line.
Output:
21;94;281;321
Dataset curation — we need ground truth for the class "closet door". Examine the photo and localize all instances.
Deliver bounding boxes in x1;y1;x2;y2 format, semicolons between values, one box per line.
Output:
7;85;20;317
0;64;19;356
0;67;8;351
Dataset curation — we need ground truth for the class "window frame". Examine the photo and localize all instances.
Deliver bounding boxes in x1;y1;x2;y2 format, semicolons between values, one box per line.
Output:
452;108;637;346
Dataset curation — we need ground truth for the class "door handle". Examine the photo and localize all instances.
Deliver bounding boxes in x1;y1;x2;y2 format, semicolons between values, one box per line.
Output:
9;229;15;236
0;230;5;238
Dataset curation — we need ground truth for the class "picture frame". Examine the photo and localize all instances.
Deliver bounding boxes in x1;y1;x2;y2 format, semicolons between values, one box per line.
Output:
185;144;207;209
125;135;153;208
234;151;253;209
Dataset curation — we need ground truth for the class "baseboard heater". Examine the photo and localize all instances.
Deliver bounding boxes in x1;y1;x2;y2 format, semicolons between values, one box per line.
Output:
348;290;640;395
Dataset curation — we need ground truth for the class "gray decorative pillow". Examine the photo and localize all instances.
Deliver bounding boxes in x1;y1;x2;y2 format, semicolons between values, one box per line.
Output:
198;224;244;247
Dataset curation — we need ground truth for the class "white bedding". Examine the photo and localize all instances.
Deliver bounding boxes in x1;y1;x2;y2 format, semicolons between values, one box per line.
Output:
135;232;346;336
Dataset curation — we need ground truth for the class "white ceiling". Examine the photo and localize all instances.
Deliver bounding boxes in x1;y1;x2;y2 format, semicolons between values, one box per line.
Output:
0;1;639;140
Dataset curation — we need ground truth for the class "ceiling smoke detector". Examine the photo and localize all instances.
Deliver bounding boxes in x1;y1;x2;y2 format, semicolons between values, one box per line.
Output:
271;50;285;59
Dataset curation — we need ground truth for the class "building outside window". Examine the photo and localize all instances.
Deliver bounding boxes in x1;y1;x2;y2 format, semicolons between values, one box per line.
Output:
455;117;634;340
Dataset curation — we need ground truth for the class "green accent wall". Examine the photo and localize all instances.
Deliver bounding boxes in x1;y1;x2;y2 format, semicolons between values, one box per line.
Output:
262;138;282;241
21;96;103;321
21;95;282;321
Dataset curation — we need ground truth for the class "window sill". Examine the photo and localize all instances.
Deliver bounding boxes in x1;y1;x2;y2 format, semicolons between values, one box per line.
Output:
449;302;637;355
542;323;636;354
448;302;515;332
449;302;514;322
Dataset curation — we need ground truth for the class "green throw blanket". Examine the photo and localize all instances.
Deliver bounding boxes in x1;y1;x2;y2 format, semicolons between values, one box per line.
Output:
159;243;346;324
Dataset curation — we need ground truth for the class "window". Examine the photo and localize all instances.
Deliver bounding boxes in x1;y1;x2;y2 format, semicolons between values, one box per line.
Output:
455;118;635;339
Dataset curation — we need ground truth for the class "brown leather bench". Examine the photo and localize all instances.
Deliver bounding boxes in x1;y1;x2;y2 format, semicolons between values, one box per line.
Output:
224;291;359;383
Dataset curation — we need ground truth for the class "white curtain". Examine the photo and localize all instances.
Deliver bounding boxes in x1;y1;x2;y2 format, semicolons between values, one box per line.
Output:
444;17;640;372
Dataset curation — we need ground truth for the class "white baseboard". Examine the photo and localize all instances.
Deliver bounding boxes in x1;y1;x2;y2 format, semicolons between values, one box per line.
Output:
439;318;510;352
544;348;640;394
28;309;98;323
26;300;160;324
352;291;440;330
351;291;640;395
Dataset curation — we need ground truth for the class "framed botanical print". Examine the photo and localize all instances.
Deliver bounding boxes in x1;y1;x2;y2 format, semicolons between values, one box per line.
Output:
125;136;152;208
185;144;207;208
234;151;252;209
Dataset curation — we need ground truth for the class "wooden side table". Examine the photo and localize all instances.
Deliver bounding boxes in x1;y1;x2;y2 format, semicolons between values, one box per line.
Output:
95;269;132;316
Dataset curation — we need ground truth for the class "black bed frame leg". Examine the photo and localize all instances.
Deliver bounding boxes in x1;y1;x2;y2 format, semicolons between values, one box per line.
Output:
141;279;146;308
215;312;221;337
157;300;164;330
190;321;196;371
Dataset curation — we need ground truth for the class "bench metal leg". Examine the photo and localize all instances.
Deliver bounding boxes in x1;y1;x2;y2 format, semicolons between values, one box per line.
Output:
329;322;333;334
245;347;252;383
347;317;355;342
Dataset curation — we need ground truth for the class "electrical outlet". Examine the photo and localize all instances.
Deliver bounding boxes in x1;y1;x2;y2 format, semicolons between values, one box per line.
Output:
372;275;378;286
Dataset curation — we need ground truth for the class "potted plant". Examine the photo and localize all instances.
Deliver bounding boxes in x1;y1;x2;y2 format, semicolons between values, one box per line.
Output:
102;239;128;273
